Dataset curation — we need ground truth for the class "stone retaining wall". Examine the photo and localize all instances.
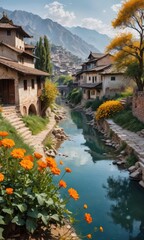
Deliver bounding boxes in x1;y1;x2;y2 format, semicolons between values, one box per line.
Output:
132;92;144;123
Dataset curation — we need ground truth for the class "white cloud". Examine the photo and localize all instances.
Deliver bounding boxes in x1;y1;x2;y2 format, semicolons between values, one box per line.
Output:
81;17;116;38
44;1;76;27
111;1;124;13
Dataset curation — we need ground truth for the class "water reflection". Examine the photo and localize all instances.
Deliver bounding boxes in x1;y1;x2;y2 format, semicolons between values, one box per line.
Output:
105;176;144;240
71;110;115;161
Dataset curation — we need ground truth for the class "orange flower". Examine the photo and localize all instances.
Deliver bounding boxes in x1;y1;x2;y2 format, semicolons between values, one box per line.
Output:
23;155;34;162
84;204;88;209
6;188;13;195
65;167;72;173
11;148;26;159
51;167;61;175
59;180;67;188
84;213;93;224
1;138;15;148
46;157;57;168
0;140;2;147
0;173;4;182
0;131;8;137
87;234;92;239
60;160;63;165
20;159;33;170
99;226;104;232
68;188;79;200
34;152;43;159
37;160;47;169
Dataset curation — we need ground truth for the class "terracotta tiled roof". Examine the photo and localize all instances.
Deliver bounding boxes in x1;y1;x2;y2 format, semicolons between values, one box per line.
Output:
0;42;37;58
0;15;31;38
101;65;125;75
0;56;49;76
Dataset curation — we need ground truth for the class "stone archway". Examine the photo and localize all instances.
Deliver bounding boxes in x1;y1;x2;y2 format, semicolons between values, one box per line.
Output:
28;104;37;115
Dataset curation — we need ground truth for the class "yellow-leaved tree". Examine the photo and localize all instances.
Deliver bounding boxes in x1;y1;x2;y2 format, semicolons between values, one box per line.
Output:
106;0;144;91
41;79;59;115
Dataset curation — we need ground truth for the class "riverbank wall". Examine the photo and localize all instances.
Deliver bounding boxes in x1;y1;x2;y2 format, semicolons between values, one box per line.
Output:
96;118;144;188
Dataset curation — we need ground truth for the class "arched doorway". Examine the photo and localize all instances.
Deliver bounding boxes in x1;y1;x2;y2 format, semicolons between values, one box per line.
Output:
23;106;27;116
28;104;37;115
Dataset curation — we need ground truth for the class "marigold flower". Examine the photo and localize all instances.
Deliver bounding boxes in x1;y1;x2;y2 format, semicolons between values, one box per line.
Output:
34;152;43;159
46;157;57;168
51;167;61;175
60;160;63;165
23;155;34;162
87;234;92;239
11;148;26;159
20;159;33;170
37;160;47;169
84;213;93;224
84;204;88;209
0;173;4;182
6;188;13;195
59;180;67;188
0;131;8;137
99;226;104;232
0;140;2;147
65;167;72;173
68;188;79;200
1;138;15;148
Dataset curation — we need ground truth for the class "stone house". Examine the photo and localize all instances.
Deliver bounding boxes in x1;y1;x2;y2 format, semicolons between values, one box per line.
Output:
0;14;49;115
75;52;127;100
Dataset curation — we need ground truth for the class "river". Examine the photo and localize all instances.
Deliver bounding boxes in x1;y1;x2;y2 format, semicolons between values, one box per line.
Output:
56;106;144;240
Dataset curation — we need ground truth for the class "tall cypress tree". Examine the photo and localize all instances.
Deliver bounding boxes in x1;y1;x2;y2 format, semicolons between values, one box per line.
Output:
35;36;52;75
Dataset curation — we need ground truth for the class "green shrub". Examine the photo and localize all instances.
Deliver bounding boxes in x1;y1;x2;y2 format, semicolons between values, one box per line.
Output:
67;88;82;105
22;115;49;135
85;100;93;109
91;98;104;111
126;154;138;167
113;109;144;132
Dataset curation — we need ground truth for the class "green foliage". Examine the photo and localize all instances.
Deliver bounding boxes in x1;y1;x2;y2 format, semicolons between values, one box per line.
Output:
126;154;138;167
113;109;144;132
85;100;93;109
44;135;54;149
41;79;59;113
116;142;127;154
0;134;73;238
91;98;104;111
56;75;73;86
67;88;82;105
0;115;32;154
35;36;52;74
22;115;49;135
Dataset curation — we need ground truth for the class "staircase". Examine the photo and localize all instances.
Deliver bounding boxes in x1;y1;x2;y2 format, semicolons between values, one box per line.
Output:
1;105;34;146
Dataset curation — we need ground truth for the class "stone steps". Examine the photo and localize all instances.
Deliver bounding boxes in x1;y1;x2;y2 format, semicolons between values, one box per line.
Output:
2;106;34;146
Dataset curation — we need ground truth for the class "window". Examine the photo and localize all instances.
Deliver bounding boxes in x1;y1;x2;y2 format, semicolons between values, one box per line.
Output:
37;78;41;89
7;30;11;36
89;76;91;81
111;76;116;81
92;77;95;83
95;76;97;82
23;80;27;90
31;79;35;89
91;90;95;95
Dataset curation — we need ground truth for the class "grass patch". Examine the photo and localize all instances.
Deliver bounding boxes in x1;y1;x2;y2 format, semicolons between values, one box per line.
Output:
22;115;49;135
44;135;54;149
0;114;33;154
125;154;138;167
113;109;144;132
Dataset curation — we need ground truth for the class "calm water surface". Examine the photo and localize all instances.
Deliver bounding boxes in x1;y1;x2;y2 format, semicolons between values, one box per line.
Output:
56;107;144;240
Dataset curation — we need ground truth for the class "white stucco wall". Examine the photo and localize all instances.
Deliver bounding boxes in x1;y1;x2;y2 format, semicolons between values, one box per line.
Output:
102;74;127;97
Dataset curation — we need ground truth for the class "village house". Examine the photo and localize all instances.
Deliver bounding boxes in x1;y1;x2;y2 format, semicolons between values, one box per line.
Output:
0;13;49;115
75;52;127;100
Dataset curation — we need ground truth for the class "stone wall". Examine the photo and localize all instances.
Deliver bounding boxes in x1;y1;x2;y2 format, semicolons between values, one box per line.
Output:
132;92;144;123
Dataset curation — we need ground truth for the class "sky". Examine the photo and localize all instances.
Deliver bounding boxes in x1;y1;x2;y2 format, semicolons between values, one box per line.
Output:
0;0;123;37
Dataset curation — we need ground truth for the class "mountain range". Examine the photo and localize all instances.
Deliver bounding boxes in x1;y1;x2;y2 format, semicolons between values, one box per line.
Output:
0;8;110;59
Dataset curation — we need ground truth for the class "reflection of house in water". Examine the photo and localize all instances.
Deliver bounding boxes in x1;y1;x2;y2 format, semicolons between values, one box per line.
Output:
74;52;127;101
0;13;48;115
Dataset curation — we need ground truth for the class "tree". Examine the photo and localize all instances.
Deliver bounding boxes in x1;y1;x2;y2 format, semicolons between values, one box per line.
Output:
35;36;52;75
40;79;59;115
106;0;144;91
